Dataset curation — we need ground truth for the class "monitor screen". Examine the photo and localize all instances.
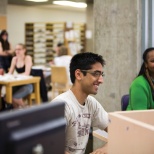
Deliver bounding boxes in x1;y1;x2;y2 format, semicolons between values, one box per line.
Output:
0;101;66;154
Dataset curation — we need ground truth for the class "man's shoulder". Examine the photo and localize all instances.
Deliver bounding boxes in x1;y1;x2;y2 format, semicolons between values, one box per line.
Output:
51;90;72;103
86;95;100;107
87;95;97;101
132;75;149;86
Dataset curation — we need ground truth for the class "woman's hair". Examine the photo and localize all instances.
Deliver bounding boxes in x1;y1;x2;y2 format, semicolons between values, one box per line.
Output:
138;47;154;76
0;30;10;51
0;30;8;37
58;46;68;56
17;43;26;50
138;47;154;102
57;42;63;47
16;43;27;55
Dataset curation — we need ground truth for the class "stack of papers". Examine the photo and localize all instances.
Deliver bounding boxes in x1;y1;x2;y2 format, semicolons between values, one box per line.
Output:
0;74;32;81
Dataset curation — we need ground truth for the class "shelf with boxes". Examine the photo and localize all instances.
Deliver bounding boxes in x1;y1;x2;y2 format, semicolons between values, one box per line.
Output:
25;22;86;65
73;22;86;52
25;22;66;65
65;22;86;55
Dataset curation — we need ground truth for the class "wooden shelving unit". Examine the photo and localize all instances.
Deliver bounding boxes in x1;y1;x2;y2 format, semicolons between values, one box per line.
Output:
25;22;66;65
25;22;86;65
65;23;86;55
73;23;86;52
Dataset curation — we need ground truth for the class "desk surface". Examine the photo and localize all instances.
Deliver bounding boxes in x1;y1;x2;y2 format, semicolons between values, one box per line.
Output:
93;129;108;142
0;75;39;85
0;75;41;104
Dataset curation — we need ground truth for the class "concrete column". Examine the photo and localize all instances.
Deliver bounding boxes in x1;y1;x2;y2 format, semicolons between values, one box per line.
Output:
93;0;142;150
86;2;94;52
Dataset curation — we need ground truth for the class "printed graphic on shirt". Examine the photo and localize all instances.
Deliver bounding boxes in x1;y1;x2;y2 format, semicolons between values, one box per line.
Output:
72;113;91;137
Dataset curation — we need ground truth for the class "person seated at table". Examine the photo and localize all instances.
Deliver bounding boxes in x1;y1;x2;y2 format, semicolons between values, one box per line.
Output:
127;47;154;110
51;52;108;154
55;42;63;56
7;43;33;109
45;45;72;89
53;45;72;84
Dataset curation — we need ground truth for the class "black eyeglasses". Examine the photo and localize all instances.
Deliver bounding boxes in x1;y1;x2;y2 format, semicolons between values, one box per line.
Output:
81;70;105;78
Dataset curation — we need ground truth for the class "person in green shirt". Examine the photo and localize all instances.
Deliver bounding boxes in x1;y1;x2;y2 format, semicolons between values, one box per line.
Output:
127;47;154;110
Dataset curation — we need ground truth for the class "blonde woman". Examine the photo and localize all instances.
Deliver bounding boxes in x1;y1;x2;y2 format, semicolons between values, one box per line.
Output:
8;43;33;108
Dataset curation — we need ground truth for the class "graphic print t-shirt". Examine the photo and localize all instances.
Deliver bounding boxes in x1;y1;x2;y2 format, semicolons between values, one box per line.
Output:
51;90;108;154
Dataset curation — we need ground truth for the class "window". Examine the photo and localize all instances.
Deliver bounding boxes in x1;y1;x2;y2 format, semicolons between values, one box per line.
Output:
141;0;154;53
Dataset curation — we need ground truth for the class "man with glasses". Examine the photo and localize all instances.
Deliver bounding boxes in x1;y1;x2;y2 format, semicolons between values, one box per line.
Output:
51;52;108;154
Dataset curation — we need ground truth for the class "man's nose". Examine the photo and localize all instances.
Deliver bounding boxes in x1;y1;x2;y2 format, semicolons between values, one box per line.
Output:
98;75;103;83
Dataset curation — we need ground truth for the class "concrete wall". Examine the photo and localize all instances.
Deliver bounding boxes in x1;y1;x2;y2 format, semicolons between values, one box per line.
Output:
0;0;7;15
93;0;142;150
86;3;94;52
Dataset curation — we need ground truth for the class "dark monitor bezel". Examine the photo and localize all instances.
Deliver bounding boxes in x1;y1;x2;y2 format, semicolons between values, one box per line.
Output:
0;101;66;154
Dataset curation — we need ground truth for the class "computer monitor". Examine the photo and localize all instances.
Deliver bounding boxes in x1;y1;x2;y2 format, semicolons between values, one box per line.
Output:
0;101;66;154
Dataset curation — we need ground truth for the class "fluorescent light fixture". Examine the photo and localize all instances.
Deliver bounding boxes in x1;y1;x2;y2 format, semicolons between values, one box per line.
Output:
25;0;48;2
53;1;87;8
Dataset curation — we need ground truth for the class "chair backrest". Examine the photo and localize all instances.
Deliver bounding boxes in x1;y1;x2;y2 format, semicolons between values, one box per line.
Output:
51;66;68;85
31;69;48;102
121;94;129;111
51;66;69;98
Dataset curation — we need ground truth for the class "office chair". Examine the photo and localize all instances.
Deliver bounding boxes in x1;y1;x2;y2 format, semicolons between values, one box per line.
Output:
121;94;129;111
51;66;70;99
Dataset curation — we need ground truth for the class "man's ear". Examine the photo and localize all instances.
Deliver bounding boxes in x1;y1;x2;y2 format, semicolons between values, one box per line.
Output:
75;69;83;81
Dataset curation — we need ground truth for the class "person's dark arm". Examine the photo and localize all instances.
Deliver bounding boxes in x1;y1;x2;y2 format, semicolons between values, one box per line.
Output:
104;127;108;132
0;43;9;56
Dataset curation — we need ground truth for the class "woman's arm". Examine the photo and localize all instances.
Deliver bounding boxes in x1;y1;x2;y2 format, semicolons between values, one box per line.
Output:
129;81;149;110
0;42;10;56
23;55;33;75
6;43;15;55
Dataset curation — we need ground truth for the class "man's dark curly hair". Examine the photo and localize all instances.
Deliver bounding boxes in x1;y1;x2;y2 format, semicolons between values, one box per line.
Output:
70;52;105;83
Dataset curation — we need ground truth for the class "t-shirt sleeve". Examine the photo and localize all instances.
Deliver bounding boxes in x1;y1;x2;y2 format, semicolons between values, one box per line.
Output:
64;102;72;126
90;97;108;130
50;98;69;126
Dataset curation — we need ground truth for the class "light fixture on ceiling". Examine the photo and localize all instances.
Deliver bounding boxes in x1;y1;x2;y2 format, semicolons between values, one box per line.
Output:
25;0;48;2
53;1;87;8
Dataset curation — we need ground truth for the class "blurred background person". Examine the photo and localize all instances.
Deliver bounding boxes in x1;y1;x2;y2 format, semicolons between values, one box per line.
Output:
7;43;33;109
55;42;63;56
45;45;72;92
0;30;14;73
53;45;72;85
127;47;154;110
49;42;64;65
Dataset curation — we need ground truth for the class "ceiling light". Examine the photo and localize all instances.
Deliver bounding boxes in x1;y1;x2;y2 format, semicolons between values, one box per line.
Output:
25;0;48;2
53;1;87;8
